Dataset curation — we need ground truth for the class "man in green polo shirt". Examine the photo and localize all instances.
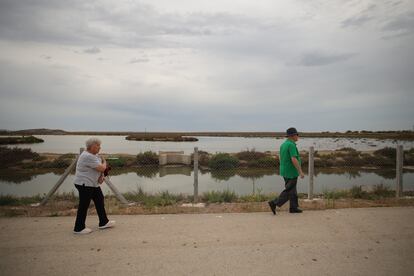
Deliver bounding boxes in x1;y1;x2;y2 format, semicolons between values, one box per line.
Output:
268;127;304;215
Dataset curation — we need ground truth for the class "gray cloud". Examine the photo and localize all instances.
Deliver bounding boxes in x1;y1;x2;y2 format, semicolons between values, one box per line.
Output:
0;0;275;49
382;12;414;37
129;58;150;64
83;47;101;54
341;15;373;28
40;55;51;60
340;3;378;28
0;0;413;131
299;52;356;67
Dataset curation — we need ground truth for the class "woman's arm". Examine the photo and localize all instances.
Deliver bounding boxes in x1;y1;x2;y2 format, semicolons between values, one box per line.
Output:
97;156;106;184
95;162;107;172
95;156;107;172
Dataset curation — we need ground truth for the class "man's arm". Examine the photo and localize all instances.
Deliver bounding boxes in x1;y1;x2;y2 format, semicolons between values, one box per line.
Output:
291;157;305;178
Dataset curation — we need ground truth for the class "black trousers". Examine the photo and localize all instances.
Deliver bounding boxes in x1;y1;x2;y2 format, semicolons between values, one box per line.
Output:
272;177;299;210
74;184;109;232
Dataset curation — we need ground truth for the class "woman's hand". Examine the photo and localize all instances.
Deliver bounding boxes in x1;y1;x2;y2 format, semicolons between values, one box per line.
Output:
98;174;105;184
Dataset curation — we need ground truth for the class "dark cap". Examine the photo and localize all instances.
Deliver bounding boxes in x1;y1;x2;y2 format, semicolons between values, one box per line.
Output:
286;127;299;137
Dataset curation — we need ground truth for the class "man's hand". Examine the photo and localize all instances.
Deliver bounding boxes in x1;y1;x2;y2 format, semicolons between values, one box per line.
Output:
300;172;305;179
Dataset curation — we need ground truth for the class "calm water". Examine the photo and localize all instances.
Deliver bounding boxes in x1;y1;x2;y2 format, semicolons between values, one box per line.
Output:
1;168;413;197
6;135;414;154
2;135;413;198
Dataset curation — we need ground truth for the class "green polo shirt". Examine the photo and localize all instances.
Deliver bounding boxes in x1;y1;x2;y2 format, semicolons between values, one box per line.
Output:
279;139;301;178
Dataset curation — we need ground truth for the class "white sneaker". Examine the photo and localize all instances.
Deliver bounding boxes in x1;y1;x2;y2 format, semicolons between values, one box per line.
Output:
99;220;115;230
73;227;93;235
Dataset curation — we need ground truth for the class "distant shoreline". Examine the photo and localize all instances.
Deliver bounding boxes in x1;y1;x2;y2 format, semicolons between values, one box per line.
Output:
1;128;414;140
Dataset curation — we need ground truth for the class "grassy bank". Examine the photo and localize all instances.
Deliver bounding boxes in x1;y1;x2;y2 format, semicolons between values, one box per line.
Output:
0;193;76;206
1;186;413;217
1;184;412;207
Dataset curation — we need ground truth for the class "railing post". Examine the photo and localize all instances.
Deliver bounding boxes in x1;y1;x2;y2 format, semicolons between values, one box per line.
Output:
396;145;403;198
38;148;83;206
308;146;314;200
104;178;129;205
193;147;199;203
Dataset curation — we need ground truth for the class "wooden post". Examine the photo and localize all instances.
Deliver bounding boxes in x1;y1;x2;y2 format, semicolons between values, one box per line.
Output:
39;148;83;206
103;178;129;205
396;145;403;198
308;146;314;200
193;147;199;203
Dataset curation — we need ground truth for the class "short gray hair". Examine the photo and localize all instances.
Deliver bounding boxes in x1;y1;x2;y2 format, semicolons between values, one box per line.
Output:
85;137;102;149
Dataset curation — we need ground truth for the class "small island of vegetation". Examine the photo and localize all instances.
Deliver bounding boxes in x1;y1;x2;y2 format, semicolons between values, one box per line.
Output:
126;134;198;142
0;136;44;145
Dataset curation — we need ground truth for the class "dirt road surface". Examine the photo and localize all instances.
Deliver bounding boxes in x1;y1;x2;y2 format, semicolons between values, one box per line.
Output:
0;207;413;276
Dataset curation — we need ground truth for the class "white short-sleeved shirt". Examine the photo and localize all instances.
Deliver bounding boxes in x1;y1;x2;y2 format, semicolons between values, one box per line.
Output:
74;151;102;187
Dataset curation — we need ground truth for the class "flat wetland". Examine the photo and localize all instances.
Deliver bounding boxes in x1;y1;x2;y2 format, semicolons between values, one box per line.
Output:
1;130;413;217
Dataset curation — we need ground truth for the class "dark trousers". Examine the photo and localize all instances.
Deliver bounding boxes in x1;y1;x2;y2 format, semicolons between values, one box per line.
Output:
272;177;299;210
74;184;109;232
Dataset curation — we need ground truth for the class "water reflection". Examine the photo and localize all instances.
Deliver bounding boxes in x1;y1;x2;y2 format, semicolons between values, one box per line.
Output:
1;166;413;197
314;167;396;180
0;166;401;184
159;166;191;177
0;169;64;184
99;166;193;178
0;170;36;183
135;167;158;179
208;168;276;182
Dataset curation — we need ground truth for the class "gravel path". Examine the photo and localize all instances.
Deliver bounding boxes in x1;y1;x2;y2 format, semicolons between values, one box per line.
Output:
0;207;413;276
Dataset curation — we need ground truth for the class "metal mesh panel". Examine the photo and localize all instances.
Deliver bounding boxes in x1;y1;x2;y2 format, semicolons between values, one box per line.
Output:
1;144;410;206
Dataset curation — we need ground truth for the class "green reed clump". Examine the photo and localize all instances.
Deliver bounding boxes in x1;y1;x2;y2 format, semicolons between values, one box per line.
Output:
202;190;237;203
123;188;186;208
322;189;349;200
373;147;396;159
136;151;159;166
247;156;278;168
0;146;40;168
236;150;267;161
209;153;239;169
0;194;43;206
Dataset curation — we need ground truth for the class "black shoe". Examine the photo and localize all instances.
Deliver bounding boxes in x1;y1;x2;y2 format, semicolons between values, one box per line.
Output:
289;208;303;213
268;201;276;215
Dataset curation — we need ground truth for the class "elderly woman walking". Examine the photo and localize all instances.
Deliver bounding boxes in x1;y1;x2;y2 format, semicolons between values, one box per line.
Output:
73;138;115;234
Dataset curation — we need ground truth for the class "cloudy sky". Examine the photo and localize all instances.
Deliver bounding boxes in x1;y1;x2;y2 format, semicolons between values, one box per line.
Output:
0;0;413;132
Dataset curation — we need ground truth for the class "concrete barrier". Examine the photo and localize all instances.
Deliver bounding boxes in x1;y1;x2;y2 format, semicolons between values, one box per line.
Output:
159;151;191;165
